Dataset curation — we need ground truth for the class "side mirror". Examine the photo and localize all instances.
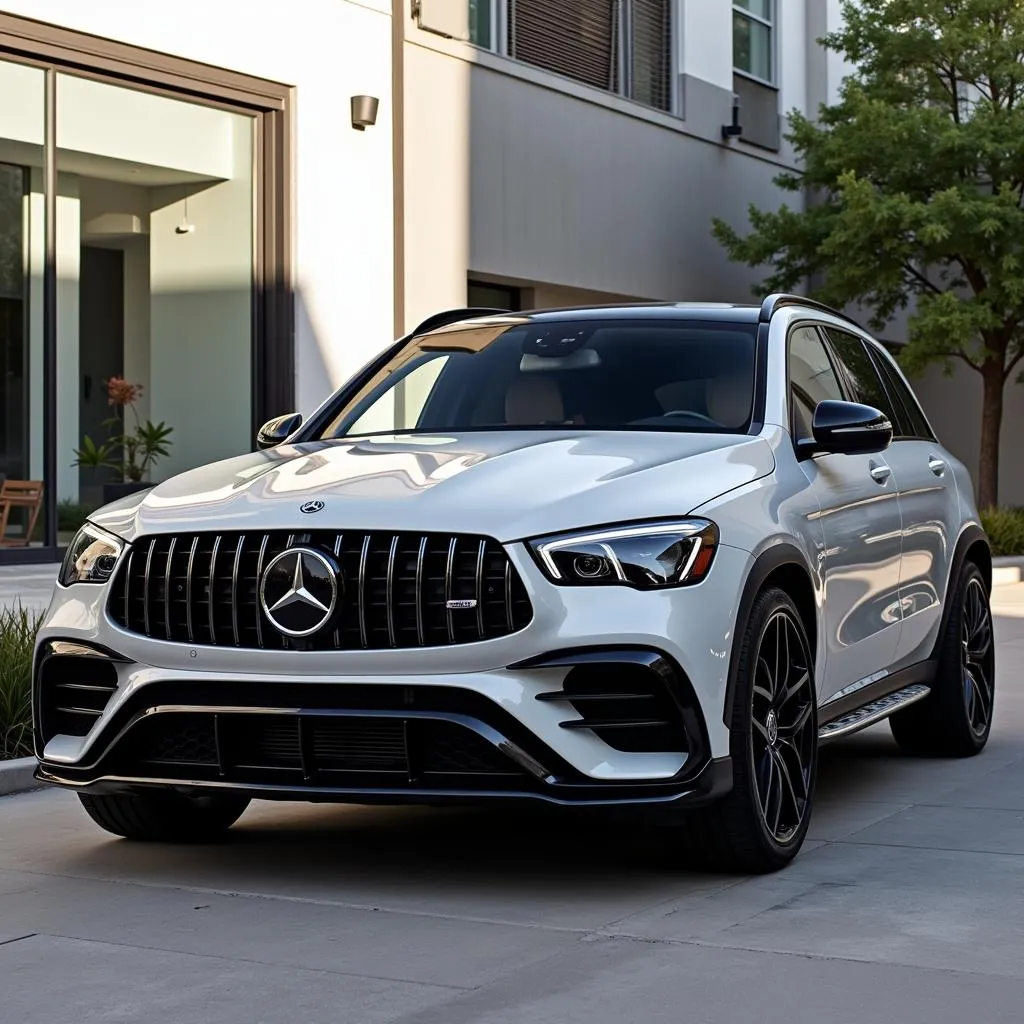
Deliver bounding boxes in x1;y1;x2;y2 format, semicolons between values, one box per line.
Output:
806;400;892;456
256;412;303;450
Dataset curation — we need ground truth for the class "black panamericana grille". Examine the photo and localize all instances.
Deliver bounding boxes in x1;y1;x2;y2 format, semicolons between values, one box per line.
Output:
107;530;532;650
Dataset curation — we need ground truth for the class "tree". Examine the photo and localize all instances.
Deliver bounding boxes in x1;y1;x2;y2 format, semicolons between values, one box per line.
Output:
713;0;1024;508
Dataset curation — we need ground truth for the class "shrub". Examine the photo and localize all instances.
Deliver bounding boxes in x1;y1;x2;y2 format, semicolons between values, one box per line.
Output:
0;605;38;760
27;498;97;543
58;499;99;535
980;506;1024;557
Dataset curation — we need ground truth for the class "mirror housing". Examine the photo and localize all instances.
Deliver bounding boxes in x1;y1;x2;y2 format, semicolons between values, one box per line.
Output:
804;400;892;457
256;412;302;450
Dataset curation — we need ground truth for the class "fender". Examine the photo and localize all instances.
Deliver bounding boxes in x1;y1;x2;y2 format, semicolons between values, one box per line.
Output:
928;523;991;662
722;541;817;726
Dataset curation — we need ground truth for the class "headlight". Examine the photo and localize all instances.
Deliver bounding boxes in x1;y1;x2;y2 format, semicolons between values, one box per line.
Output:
59;524;124;586
529;519;718;589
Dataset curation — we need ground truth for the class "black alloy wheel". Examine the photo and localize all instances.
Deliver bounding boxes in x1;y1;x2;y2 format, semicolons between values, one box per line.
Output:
679;587;818;873
961;575;995;738
890;561;995;757
751;609;817;844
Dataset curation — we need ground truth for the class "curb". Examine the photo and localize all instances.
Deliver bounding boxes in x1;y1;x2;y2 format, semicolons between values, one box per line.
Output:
0;758;41;797
993;556;1024;588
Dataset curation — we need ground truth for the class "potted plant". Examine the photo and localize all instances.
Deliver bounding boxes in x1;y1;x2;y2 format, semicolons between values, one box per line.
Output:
73;377;174;505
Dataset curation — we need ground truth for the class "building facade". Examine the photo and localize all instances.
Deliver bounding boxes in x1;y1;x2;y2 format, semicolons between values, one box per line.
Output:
0;0;394;563
1;1;1018;563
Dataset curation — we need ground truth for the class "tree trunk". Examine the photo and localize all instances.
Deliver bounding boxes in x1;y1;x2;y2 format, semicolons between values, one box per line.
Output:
977;363;1004;509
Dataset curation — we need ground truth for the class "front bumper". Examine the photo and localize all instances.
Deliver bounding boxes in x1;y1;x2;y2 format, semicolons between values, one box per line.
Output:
33;542;751;807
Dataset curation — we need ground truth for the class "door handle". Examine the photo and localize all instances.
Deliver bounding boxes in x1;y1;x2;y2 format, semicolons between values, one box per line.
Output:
928;455;946;476
869;462;892;484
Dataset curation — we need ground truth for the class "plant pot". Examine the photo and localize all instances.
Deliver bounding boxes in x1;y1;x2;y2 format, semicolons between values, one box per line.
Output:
102;481;153;506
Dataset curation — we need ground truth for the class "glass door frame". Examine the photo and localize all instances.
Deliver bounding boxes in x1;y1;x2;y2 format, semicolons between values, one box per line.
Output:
0;13;293;565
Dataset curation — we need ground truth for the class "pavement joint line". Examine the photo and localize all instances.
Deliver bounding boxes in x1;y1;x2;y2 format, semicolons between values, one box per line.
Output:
596;874;754;931
827;837;1024;857
0;870;609;935
0;930;473;990
0;934;35;948
586;930;1024;980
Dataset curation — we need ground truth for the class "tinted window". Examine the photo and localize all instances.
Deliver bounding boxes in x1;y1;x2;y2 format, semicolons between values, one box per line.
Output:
788;326;843;442
870;345;935;440
824;328;903;433
316;319;759;438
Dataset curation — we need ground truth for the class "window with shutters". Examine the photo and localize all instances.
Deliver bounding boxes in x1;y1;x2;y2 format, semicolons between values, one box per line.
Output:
470;1;675;114
733;0;773;84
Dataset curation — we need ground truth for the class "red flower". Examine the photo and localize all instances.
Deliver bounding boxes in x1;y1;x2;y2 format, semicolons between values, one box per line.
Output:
106;377;144;408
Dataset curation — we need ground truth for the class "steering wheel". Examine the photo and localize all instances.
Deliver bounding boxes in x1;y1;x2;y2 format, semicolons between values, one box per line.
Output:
661;410;722;426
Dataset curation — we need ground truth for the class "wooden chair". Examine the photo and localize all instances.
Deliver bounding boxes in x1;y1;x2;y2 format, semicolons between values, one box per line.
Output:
0;480;44;548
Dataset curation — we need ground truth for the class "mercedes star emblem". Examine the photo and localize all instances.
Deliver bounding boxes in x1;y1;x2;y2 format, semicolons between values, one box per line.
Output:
259;548;339;637
300;500;325;514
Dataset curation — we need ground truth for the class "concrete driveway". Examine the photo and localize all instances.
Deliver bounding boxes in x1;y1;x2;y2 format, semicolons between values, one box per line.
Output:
2;587;1024;1023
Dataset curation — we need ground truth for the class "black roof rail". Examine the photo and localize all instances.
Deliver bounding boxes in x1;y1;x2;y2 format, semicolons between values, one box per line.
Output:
758;293;866;331
412;307;511;335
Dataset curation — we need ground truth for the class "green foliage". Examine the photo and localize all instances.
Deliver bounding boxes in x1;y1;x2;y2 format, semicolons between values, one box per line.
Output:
72;378;173;484
72;434;120;474
712;0;1024;505
980;506;1024;556
0;606;38;760
121;421;174;483
58;499;99;535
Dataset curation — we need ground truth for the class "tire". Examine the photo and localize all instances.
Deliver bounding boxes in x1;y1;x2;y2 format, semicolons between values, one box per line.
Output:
890;561;995;757
679;587;818;873
78;789;250;842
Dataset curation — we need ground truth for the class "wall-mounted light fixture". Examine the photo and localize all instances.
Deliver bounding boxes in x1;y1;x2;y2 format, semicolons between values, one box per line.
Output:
351;95;380;131
721;94;743;141
175;196;195;234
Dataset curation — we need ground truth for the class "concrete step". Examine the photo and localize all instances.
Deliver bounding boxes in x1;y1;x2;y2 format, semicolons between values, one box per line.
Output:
993;557;1024;588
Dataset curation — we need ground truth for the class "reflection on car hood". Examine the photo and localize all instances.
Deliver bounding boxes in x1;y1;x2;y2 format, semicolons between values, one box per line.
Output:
89;430;776;543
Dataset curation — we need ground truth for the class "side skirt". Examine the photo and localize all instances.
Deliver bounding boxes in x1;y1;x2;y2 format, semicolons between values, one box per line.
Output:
817;661;935;744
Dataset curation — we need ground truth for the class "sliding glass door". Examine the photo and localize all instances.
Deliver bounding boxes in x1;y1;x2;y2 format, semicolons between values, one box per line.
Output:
0;60;46;546
0;18;291;564
55;74;255;516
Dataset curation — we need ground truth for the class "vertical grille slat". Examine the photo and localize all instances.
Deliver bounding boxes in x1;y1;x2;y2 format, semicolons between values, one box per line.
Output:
444;537;457;644
475;539;486;640
122;548;134;629
231;535;244;647
415;535;427;647
163;537;177;640
254;534;270;649
208;535;222;645
358;535;371;649
185;535;199;643
332;534;343;648
143;538;156;637
110;530;532;651
385;534;399;648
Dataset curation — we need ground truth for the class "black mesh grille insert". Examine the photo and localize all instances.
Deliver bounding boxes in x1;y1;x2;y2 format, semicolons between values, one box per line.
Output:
107;530;532;650
121;712;524;783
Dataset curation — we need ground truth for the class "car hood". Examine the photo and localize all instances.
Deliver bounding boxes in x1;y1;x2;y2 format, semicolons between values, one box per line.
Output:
90;430;775;544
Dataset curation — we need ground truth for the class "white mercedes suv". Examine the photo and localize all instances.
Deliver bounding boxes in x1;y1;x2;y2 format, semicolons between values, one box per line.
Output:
33;296;995;872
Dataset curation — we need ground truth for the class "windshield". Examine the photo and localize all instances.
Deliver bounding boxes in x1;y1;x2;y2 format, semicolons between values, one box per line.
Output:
316;318;758;439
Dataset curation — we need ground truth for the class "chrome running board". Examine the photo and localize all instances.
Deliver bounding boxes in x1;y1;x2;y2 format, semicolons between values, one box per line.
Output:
818;684;931;742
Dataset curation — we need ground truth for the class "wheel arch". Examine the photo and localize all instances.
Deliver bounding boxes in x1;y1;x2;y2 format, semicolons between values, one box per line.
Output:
929;523;991;663
723;543;818;727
